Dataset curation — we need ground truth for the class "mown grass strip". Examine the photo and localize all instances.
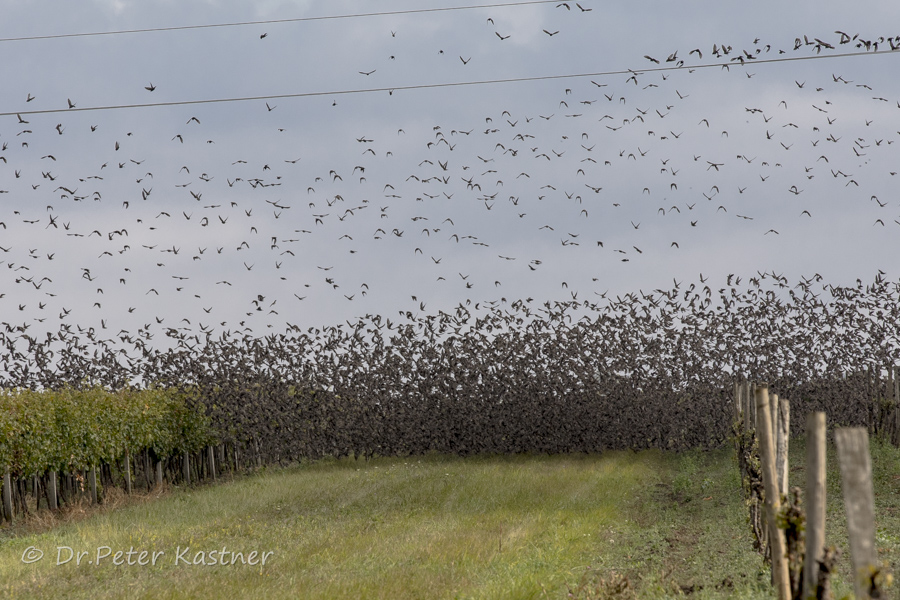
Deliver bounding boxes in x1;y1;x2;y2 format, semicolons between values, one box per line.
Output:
1;439;897;599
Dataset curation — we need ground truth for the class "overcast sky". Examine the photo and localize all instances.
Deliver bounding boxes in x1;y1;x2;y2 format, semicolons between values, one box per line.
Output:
2;0;900;344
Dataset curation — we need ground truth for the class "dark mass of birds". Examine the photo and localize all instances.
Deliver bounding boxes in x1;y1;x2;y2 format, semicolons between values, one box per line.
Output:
1;272;899;459
2;17;900;456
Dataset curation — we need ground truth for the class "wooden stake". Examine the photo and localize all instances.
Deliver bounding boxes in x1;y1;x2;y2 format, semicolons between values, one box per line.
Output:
750;382;757;429
775;395;789;498
89;466;98;505
2;471;12;521
144;450;152;491
755;384;791;600
743;380;752;433
834;428;878;600
769;392;779;453
124;450;132;494
208;445;216;481
802;412;826;600
48;470;58;511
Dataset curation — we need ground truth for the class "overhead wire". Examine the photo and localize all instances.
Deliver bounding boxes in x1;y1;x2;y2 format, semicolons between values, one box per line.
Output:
0;0;571;43
1;48;896;119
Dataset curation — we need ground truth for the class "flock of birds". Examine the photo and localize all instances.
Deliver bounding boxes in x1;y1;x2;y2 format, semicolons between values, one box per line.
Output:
0;270;896;456
2;11;900;417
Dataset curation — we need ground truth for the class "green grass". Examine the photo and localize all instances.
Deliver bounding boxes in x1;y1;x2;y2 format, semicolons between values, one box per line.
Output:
1;436;898;599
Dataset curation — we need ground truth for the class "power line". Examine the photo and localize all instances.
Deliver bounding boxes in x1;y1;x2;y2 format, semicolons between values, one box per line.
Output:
0;0;569;43
1;48;895;119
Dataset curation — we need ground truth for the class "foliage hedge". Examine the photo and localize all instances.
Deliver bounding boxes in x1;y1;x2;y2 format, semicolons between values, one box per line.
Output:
0;387;212;478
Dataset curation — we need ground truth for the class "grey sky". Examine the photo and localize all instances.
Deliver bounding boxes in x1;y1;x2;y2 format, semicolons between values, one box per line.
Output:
1;0;899;343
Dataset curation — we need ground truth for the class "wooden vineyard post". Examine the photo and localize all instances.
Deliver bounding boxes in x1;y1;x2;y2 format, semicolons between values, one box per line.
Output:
733;380;740;419
208;445;216;481
802;412;827;600
89;466;99;505
764;390;786;554
3;471;12;522
745;381;752;426
735;379;752;488
124;450;132;494
156;459;164;487
48;470;58;511
183;451;191;485
769;392;779;459
749;382;757;432
775;395;790;497
755;384;791;600
142;451;149;491
834;428;879;599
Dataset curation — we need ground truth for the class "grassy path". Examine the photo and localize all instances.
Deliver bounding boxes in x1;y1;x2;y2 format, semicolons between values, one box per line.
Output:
1;440;898;599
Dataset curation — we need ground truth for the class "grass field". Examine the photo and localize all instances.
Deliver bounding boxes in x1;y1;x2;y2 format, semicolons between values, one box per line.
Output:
1;437;898;599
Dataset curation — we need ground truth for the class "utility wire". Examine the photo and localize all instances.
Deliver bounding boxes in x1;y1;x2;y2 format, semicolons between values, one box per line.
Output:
0;0;570;43
1;48;896;119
